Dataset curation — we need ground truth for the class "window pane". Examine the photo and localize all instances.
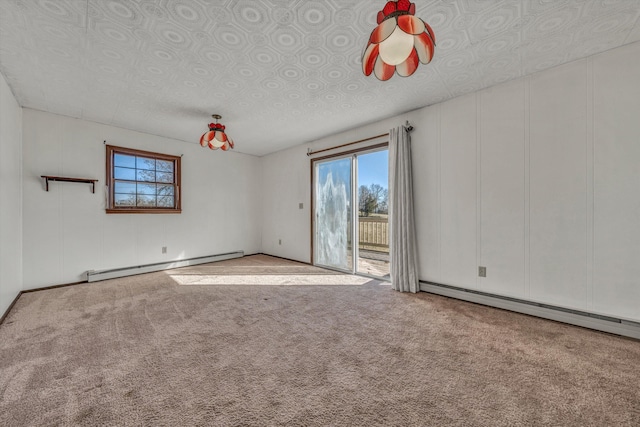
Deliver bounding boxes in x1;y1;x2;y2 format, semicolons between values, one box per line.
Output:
114;154;135;168
137;195;156;207
157;196;174;208
157;160;173;173
107;146;181;213
114;181;136;195
137;169;156;182
157;172;174;183
136;157;156;170
137;183;156;195
157;184;174;196
114;194;135;207
114;167;136;180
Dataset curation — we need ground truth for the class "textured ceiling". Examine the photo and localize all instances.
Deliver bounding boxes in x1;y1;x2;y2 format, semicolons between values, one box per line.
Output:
1;0;639;156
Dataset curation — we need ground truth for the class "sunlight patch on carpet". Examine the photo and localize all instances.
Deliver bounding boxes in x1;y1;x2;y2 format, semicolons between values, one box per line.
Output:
169;274;372;286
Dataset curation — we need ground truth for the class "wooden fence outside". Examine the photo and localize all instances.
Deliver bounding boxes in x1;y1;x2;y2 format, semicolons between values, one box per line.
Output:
358;216;389;253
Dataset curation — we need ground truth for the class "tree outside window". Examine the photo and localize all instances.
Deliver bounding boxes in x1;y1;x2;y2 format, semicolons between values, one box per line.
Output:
358;183;388;217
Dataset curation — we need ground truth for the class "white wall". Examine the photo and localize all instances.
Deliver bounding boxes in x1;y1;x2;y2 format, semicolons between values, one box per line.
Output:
260;143;310;262
22;110;262;289
0;71;23;315
261;41;640;323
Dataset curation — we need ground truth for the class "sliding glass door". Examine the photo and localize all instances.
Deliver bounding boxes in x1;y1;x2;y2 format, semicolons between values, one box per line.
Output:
313;147;389;278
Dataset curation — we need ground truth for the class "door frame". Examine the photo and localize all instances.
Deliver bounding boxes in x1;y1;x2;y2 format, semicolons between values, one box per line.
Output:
309;142;388;271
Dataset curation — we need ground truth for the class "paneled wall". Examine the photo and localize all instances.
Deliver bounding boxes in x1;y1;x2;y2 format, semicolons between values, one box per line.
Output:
260;144;310;262
591;45;640;319
439;95;478;289
415;42;639;322
261;41;640;322
21;110;262;289
529;61;588;308
478;79;526;298
0;71;23;316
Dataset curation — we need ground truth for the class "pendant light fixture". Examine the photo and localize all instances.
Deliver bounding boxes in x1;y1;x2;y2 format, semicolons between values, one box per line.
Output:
200;114;234;151
363;0;436;81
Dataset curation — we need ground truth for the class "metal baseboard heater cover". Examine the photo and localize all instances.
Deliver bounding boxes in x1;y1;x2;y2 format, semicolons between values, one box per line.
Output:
420;281;640;340
87;251;244;282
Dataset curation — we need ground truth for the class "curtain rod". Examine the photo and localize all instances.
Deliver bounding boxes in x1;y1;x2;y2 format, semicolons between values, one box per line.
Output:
306;122;414;157
306;133;388;157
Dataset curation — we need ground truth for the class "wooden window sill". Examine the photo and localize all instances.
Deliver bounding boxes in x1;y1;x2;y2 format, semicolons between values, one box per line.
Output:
106;209;182;214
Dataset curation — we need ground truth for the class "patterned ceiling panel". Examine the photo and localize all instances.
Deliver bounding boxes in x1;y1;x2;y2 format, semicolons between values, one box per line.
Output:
1;0;639;156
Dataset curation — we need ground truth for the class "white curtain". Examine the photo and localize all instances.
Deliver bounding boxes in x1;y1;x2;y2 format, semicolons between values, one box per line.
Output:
388;126;419;293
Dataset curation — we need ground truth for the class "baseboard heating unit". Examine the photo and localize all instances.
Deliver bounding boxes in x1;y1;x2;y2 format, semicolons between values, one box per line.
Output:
87;251;244;283
420;281;640;340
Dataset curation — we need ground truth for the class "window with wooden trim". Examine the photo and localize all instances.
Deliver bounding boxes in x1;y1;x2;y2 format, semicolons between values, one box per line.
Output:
106;145;181;214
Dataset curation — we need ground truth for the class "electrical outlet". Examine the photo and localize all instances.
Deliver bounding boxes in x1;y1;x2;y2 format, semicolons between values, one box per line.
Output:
278;239;282;245
299;203;304;209
479;266;486;277
162;246;167;254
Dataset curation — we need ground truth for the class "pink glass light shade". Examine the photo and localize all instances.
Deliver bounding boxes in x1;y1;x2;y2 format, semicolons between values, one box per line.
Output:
199;117;234;151
363;0;436;81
